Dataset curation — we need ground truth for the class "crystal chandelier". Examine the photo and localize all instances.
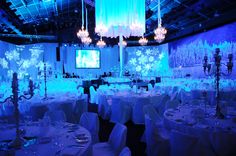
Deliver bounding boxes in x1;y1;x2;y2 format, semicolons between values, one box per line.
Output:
118;40;127;47
97;37;106;48
139;36;148;46
77;27;89;39
154;0;167;43
77;0;89;39
82;36;92;45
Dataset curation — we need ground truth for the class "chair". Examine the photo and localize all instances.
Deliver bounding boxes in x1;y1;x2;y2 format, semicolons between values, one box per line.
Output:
155;95;170;117
132;97;150;124
170;130;201;156
142;105;162;142
210;131;236;156
74;98;88;123
78;86;84;95
58;103;74;123
165;99;180;110
44;110;66;122
143;105;162;123
180;90;192;105
93;123;127;156
98;95;111;120
29;105;48;121
145;115;170;156
148;83;153;91
79;112;99;144
132;85;137;92
119;147;131;156
110;99;132;124
90;86;98;104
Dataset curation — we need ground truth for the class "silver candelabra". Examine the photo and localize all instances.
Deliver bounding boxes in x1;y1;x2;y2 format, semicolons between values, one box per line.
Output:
0;72;34;148
203;48;233;119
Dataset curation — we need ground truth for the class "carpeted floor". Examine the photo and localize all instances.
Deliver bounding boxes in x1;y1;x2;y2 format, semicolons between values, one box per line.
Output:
88;103;146;156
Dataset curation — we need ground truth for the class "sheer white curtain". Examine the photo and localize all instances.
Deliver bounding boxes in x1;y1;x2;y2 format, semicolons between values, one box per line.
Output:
95;0;145;37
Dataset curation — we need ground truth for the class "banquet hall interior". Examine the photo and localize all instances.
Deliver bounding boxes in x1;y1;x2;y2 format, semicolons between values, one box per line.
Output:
0;0;236;155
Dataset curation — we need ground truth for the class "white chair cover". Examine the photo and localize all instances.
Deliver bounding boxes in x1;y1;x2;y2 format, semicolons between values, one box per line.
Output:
170;130;200;156
165;99;180;110
142;105;162;142
132;97;150;124
98;95;111;120
143;105;162;123
93;123;127;156
132;85;137;92
30;105;49;121
180;90;192;105
145;115;170;156
155;95;170;117
148;83;153;91
58;102;74;123
89;86;98;104
119;147;131;156
79;112;99;144
110;99;132;124
74;98;88;123
78;86;84;94
44;110;66;122
210;131;236;156
108;123;127;154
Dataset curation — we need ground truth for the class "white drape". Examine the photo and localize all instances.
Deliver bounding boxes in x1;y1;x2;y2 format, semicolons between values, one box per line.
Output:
95;0;146;38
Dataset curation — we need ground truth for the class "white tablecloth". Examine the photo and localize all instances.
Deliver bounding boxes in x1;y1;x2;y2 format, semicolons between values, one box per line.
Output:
164;105;236;155
0;122;92;156
0;94;88;123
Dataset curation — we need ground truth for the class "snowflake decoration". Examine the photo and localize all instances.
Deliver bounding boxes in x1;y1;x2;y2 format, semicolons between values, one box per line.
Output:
5;50;20;61
129;58;137;65
0;58;8;69
30;48;43;58
149;56;154;62
136;50;142;56
136;66;141;72
138;55;148;64
0;46;44;79
145;49;151;55
145;64;151;70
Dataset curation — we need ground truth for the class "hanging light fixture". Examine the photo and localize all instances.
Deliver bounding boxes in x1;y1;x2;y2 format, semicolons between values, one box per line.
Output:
77;0;89;39
118;40;127;47
82;36;92;45
97;36;106;48
154;0;167;43
81;8;92;45
139;35;148;46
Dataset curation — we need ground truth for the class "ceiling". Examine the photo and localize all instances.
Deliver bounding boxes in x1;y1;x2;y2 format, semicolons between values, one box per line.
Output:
0;0;236;46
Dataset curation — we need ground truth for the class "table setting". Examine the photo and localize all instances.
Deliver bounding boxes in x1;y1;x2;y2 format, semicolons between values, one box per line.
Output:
0;120;92;156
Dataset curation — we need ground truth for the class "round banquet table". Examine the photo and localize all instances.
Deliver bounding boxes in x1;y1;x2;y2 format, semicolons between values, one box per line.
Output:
105;90;162;106
0;122;92;156
0;94;88;123
164;105;236;155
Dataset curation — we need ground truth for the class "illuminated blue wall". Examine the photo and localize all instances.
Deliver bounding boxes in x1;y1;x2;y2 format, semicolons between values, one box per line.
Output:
61;45;119;77
169;22;236;78
0;41;119;80
125;44;172;77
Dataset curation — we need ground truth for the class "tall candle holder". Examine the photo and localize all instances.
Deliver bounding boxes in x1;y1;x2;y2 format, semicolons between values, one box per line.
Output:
0;72;34;148
43;63;48;100
203;48;233;119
